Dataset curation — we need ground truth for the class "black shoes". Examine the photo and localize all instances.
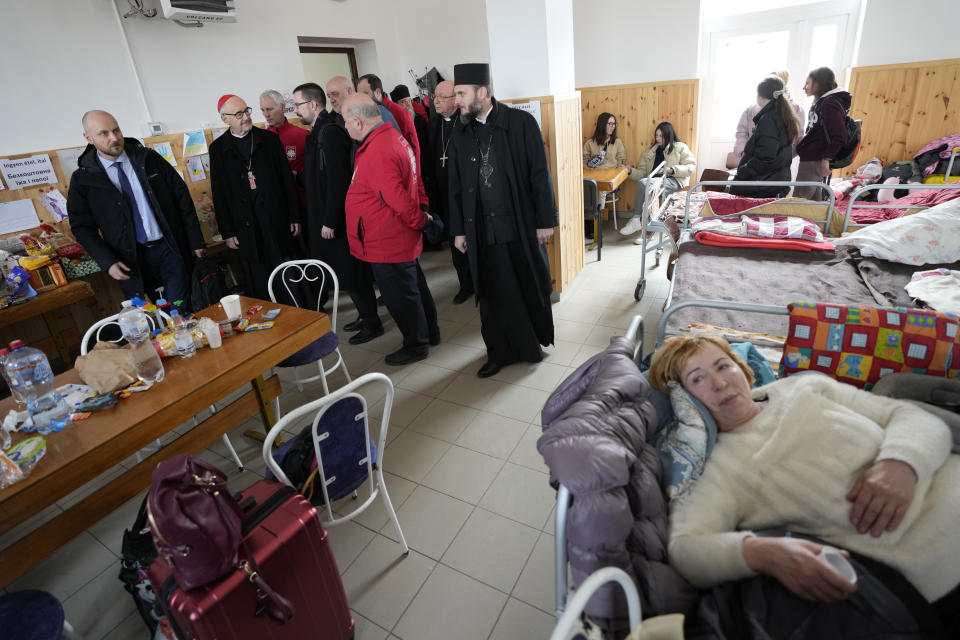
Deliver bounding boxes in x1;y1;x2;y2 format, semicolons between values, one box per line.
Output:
452;288;474;304
477;360;502;378
343;318;363;332
429;331;441;346
348;326;384;345
385;346;428;366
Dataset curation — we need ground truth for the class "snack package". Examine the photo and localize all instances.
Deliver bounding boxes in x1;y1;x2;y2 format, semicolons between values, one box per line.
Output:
243;321;275;331
246;304;263;315
0;451;24;489
262;308;281;320
19;234;55;256
5;436;47;479
18;255;51;270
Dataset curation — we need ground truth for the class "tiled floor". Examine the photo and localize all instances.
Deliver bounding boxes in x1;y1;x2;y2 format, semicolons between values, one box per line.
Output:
0;227;671;639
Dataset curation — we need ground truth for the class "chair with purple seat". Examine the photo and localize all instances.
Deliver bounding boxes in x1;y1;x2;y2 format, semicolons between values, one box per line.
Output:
267;260;351;418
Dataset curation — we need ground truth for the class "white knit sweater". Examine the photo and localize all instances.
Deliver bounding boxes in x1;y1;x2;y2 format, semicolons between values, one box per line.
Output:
668;373;960;601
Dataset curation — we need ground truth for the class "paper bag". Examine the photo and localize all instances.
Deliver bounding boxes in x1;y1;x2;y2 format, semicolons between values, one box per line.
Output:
74;342;137;394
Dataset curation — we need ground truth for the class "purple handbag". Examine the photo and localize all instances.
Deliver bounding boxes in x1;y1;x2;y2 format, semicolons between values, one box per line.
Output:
147;455;243;591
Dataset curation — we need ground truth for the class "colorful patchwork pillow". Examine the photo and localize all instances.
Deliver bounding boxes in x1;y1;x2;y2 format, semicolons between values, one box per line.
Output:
779;302;960;389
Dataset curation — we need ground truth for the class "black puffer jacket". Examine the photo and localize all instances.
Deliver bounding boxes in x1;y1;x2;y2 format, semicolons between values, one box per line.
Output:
538;337;698;631
730;101;793;198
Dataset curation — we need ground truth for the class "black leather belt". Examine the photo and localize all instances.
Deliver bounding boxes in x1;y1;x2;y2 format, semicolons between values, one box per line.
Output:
141;239;164;247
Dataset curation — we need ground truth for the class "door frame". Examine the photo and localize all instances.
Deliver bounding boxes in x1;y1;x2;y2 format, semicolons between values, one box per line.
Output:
298;46;360;87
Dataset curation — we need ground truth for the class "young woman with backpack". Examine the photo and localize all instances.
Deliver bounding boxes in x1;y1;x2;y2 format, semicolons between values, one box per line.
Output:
730;76;803;198
795;67;853;199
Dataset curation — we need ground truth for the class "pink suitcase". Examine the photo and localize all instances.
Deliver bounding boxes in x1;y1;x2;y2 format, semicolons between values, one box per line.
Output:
149;480;354;639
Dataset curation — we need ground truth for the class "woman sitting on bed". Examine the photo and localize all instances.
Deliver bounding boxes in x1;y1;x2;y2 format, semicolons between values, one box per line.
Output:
729;76;802;199
619;122;696;240
649;335;960;627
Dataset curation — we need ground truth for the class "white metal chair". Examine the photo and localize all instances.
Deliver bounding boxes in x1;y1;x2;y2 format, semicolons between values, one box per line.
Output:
267;260;352;419
262;372;408;555
550;567;642;640
80;310;244;470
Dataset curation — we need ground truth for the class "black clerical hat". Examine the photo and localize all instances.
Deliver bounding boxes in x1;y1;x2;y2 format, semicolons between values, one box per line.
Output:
390;84;411;101
454;63;490;86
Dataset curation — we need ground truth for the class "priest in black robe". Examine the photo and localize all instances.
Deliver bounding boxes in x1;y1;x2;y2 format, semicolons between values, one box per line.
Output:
424;80;473;303
448;64;557;378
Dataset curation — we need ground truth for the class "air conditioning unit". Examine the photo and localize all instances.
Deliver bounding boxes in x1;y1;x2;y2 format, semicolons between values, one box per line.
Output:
158;0;237;23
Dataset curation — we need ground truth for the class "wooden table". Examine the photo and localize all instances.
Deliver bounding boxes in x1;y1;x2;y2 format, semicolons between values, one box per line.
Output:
583;167;629;193
583;167;631;251
0;296;330;586
0;280;94;364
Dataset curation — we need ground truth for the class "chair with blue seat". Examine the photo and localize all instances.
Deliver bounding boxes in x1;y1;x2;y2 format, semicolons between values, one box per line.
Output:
0;590;84;639
262;371;408;555
80;309;244;471
267;260;351;418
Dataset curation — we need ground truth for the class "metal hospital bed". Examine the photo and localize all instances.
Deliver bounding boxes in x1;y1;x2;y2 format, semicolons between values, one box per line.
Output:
839;182;960;234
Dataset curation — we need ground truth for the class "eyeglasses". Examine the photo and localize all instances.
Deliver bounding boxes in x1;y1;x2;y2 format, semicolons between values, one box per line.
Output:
292;100;313;107
434;94;455;100
224;107;252;119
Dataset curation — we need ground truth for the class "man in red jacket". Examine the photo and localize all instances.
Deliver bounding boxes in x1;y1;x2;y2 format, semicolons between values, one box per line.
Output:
358;74;429;209
342;93;440;366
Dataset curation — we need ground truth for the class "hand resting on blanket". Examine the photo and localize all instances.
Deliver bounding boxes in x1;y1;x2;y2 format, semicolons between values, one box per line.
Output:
649;334;960;606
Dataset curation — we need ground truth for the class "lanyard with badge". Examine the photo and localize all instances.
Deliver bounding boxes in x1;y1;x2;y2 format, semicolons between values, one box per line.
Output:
247;150;256;190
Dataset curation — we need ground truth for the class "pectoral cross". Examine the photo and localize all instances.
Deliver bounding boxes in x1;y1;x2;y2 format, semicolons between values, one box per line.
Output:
440;152;448;168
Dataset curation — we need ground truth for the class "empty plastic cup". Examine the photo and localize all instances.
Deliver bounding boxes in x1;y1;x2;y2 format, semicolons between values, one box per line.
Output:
220;294;242;320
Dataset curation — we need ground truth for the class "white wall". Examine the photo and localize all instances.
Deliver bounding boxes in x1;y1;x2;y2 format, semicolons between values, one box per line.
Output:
0;0;148;154
0;0;490;155
572;0;701;88
546;0;577;95
486;0;552;98
856;0;960;66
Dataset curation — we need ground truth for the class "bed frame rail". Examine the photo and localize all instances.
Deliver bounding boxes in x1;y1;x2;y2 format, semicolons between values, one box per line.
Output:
841;182;960;234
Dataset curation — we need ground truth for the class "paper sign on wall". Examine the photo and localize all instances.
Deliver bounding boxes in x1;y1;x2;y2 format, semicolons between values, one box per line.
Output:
513;100;542;130
152;142;177;167
56;147;85;178
183;131;209;157
0;199;42;235
200;154;211;173
0;154;59;189
186;156;206;181
41;189;70;222
282;90;296;116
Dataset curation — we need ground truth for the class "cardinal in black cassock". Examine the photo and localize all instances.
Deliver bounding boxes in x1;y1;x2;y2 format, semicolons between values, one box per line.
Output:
447;63;557;378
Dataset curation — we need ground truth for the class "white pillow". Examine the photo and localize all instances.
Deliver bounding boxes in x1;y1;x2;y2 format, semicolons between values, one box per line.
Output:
833;197;960;265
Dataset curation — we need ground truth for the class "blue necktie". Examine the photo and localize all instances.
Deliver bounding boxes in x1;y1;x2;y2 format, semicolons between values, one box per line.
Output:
113;161;148;244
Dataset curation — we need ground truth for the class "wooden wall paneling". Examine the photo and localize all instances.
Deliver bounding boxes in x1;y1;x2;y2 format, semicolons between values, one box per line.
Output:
843;58;960;177
578;80;699;212
502;93;584;292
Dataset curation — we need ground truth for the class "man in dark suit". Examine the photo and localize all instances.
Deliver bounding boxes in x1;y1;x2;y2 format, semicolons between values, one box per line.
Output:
208;94;301;301
293;82;383;344
68;110;206;310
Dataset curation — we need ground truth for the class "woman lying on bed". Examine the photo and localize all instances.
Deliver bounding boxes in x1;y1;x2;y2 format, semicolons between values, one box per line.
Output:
648;335;960;626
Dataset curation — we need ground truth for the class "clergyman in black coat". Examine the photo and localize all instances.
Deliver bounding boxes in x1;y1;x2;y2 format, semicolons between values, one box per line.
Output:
209;94;300;301
68;110;205;310
448;64;558;378
424;80;473;304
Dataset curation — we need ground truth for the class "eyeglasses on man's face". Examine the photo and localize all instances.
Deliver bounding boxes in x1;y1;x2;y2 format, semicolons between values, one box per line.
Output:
293;100;313;108
434;94;455;101
225;107;252;119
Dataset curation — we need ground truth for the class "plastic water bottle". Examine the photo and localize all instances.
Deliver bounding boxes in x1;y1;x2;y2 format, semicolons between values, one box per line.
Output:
0;348;27;408
171;310;197;358
4;340;71;433
119;301;165;385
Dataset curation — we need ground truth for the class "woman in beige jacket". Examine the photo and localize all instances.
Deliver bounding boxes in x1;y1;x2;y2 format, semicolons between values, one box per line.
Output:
583;113;628;214
620;122;696;237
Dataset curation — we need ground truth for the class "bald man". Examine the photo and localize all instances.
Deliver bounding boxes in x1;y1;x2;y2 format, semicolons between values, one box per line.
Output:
67;110;205;309
342;94;439;366
208;94;300;301
424;80;472;303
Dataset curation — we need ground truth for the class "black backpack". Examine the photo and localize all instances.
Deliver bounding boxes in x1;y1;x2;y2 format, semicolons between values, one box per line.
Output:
823;108;861;170
190;258;228;311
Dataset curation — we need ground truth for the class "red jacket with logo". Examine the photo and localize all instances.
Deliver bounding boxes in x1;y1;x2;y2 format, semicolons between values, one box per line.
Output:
384;96;428;207
345;123;425;263
268;118;308;206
